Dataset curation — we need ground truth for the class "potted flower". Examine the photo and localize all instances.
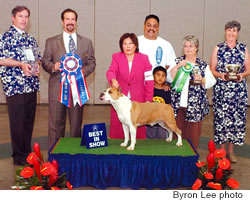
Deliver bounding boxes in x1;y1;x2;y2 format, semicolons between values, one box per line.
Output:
12;142;72;190
192;139;239;190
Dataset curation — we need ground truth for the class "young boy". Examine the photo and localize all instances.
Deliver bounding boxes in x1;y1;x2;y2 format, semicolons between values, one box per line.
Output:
146;66;171;139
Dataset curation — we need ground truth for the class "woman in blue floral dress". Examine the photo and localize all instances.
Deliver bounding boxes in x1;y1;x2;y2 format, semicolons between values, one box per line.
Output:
210;21;250;163
170;35;216;149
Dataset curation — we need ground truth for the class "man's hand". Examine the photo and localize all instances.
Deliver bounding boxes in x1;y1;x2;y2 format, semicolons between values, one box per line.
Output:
33;62;40;76
53;62;61;71
20;63;32;76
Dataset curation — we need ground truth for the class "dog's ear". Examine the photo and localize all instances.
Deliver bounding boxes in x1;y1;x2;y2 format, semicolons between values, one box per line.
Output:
117;86;123;97
117;86;121;93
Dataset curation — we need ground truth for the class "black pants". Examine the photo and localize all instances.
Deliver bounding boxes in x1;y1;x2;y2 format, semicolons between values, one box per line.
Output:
6;92;37;163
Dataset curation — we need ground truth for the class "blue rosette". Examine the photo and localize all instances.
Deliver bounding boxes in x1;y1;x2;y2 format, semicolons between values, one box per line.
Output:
59;53;90;107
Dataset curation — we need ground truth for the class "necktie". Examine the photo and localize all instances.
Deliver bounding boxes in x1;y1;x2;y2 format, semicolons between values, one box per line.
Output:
69;35;76;54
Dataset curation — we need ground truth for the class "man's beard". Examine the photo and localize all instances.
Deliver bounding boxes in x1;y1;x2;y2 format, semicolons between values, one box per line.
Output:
66;24;75;32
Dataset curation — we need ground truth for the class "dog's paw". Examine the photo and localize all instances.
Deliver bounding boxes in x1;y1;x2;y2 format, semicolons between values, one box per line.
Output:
176;141;183;146
127;145;135;151
166;137;172;142
120;142;128;147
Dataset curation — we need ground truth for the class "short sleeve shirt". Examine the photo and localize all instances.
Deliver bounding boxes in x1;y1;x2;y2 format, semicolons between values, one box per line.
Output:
152;88;171;104
0;26;40;97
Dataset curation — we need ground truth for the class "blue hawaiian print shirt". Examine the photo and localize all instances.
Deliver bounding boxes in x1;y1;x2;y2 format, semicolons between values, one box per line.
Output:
0;26;40;97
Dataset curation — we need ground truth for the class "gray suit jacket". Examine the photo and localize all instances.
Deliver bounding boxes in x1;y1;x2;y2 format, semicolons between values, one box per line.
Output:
42;34;96;101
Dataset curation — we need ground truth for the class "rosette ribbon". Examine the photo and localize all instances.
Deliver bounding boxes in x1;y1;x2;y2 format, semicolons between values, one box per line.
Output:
59;53;90;107
172;62;193;92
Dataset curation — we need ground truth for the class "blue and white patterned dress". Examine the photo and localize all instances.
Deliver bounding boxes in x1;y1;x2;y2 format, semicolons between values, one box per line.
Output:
171;56;210;122
213;42;248;145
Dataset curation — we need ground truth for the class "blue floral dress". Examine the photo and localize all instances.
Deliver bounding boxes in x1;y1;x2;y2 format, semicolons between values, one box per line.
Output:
171;56;209;122
212;42;248;145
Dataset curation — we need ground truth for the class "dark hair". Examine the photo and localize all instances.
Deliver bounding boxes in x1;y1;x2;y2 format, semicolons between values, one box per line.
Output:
144;14;160;24
225;20;241;32
61;8;78;21
12;5;30;17
119;33;139;53
153;66;166;75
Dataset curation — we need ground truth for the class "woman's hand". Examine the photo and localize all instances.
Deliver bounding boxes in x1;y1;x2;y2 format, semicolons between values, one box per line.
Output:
237;73;243;82
170;60;188;80
194;74;205;86
177;60;187;69
220;73;227;81
162;83;170;91
111;79;119;88
194;74;202;81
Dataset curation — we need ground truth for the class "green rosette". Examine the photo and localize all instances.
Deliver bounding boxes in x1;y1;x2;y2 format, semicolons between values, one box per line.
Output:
172;63;193;92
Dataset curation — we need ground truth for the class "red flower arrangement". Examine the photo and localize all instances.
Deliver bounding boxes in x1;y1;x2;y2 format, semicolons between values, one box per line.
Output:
192;139;239;190
13;142;72;190
20;167;34;178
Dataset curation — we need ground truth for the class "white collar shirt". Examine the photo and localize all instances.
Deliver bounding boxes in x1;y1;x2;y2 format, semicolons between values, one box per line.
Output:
63;31;77;53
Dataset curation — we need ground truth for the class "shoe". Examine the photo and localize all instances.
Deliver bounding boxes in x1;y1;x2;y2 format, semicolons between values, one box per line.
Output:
228;152;237;163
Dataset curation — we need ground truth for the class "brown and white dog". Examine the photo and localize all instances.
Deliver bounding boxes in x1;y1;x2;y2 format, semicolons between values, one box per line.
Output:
99;87;182;150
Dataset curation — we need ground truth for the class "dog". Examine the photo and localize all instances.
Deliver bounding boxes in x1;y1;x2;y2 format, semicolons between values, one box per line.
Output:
99;87;182;150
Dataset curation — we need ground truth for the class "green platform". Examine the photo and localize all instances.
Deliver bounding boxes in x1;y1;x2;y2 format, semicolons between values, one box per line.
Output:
51;137;197;157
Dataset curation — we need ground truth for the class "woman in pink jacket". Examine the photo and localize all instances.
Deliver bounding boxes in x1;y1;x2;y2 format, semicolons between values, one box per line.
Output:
106;33;154;139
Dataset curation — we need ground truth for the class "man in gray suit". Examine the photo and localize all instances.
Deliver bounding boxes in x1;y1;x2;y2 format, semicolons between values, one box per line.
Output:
42;8;96;149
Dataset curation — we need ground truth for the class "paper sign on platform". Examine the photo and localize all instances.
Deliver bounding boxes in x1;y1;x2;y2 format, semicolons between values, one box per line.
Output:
81;123;108;149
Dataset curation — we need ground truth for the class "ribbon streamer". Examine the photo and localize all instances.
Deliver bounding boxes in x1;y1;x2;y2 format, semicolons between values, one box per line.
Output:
172;62;193;92
59;53;90;108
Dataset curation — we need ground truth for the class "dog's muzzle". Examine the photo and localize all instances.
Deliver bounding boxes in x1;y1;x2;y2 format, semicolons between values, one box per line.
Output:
99;92;105;101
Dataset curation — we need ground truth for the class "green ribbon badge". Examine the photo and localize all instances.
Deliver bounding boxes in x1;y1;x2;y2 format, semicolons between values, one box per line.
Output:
172;62;193;92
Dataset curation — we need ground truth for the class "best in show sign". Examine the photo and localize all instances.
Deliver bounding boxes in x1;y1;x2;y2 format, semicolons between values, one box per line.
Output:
81;123;108;149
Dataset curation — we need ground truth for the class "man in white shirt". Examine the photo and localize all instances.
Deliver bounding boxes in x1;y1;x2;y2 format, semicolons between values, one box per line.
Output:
138;14;176;83
138;14;176;139
42;8;96;149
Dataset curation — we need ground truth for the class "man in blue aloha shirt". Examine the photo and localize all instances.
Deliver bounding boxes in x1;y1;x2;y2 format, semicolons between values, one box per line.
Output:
0;5;41;166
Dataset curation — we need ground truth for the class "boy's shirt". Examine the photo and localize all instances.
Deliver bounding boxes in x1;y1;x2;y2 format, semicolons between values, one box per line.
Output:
152;88;171;104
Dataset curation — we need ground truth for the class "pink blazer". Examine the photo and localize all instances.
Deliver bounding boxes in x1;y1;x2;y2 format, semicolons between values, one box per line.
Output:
106;52;154;102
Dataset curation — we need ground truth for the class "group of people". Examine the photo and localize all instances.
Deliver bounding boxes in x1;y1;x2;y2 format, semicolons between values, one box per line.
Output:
0;5;249;166
106;15;250;164
0;6;96;165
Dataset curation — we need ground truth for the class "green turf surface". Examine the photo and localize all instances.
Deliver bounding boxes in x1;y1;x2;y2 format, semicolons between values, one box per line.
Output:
51;138;197;156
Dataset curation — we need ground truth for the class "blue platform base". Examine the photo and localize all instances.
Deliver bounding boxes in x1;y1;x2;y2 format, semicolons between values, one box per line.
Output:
48;138;199;189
